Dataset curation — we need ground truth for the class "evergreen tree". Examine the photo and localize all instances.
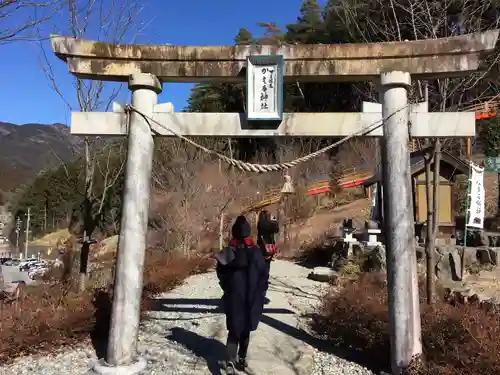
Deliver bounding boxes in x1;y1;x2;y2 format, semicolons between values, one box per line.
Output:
234;28;254;44
10;143;125;238
286;0;325;43
480;116;500;158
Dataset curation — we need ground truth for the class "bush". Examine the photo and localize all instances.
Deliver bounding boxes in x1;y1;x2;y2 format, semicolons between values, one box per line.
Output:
311;274;500;375
0;284;94;363
0;251;212;365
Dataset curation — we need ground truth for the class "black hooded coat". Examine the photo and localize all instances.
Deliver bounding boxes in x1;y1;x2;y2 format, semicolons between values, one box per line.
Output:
215;216;269;336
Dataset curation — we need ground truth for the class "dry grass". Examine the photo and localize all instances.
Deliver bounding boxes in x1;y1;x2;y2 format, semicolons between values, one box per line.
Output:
484;172;499;218
31;229;71;246
311;274;500;375
0;251;211;365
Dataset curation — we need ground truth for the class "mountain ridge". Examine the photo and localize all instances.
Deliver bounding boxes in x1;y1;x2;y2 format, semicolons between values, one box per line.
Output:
0;121;79;191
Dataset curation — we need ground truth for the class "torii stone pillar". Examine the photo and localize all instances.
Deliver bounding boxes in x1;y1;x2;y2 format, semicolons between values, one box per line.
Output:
379;71;422;369
91;73;162;375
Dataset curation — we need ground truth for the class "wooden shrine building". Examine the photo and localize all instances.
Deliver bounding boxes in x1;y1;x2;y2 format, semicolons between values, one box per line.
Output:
363;149;470;237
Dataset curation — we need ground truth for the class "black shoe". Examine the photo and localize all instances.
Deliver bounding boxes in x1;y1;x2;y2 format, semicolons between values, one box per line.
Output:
237;357;248;370
226;361;236;374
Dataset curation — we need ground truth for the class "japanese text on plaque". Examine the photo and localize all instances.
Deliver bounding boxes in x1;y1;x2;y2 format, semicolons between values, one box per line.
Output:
259;67;275;111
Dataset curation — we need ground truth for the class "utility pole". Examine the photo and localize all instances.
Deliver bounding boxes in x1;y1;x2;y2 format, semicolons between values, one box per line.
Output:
380;71;422;374
24;207;31;259
15;216;21;252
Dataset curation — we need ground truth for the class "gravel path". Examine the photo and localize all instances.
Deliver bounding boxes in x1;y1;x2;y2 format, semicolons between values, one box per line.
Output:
0;260;374;375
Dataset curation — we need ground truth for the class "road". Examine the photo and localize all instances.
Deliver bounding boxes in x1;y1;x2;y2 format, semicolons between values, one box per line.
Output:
0;265;35;291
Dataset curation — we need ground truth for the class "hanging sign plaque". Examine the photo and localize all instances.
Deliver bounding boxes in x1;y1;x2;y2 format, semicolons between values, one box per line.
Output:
246;55;284;121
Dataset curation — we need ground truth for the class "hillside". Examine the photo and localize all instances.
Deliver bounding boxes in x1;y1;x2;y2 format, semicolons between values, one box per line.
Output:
0;122;79;191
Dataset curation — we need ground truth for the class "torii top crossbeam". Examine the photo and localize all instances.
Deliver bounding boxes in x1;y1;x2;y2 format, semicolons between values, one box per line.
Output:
51;30;499;83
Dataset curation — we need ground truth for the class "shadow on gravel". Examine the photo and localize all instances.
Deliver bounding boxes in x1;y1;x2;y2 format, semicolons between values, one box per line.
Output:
151;298;381;374
268;279;321;299
263;313;382;373
167;327;225;375
90;288;112;359
149;298;293;315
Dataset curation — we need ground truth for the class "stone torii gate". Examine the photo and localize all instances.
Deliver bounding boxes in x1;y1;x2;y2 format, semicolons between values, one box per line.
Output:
51;31;498;375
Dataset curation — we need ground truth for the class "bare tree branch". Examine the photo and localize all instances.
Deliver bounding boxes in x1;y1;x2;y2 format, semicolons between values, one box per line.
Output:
37;0;149;291
0;0;61;44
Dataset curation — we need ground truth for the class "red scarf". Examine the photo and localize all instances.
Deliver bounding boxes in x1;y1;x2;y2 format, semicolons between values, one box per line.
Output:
229;237;255;247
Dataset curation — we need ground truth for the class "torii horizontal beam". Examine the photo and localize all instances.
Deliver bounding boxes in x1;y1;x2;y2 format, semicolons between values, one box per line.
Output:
50;30;499;82
71;111;475;137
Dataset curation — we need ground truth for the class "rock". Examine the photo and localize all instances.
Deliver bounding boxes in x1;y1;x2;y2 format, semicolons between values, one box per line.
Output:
462;247;478;266
308;267;337;282
332;255;348;271
352;243;364;257
455;289;475;304
435;246;462;281
480;297;500;312
445;288;475;304
468;293;491;305
415;245;425;261
477;247;500;265
365;220;379;230
475;230;490;246
370;245;386;272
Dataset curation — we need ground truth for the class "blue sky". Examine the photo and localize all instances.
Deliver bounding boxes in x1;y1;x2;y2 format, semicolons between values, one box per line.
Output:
0;0;323;126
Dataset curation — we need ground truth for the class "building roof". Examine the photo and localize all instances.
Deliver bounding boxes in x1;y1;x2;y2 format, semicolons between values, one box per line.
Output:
362;148;470;187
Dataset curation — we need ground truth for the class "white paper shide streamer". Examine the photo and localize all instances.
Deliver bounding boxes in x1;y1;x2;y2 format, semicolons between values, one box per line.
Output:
467;162;485;229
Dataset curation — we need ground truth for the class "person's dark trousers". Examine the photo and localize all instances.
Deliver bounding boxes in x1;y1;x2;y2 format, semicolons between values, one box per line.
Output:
265;259;271;278
226;330;250;364
263;259;271;304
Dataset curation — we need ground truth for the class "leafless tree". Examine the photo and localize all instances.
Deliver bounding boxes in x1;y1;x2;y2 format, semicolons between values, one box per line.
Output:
0;0;61;44
328;0;500;125
39;0;148;292
150;139;246;255
328;0;500;302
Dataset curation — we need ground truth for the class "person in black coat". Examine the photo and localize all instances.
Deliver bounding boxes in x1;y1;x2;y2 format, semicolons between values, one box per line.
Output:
257;210;280;271
215;215;270;374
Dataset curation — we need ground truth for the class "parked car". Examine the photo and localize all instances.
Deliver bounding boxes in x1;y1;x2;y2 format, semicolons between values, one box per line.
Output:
28;266;49;280
19;258;38;271
27;261;47;271
4;258;20;266
0;257;12;265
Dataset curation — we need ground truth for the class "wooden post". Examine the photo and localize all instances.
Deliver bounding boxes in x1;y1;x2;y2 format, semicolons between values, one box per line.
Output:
466;137;471;160
219;213;224;250
429;139;441;302
379;71;422;374
424;149;434;304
